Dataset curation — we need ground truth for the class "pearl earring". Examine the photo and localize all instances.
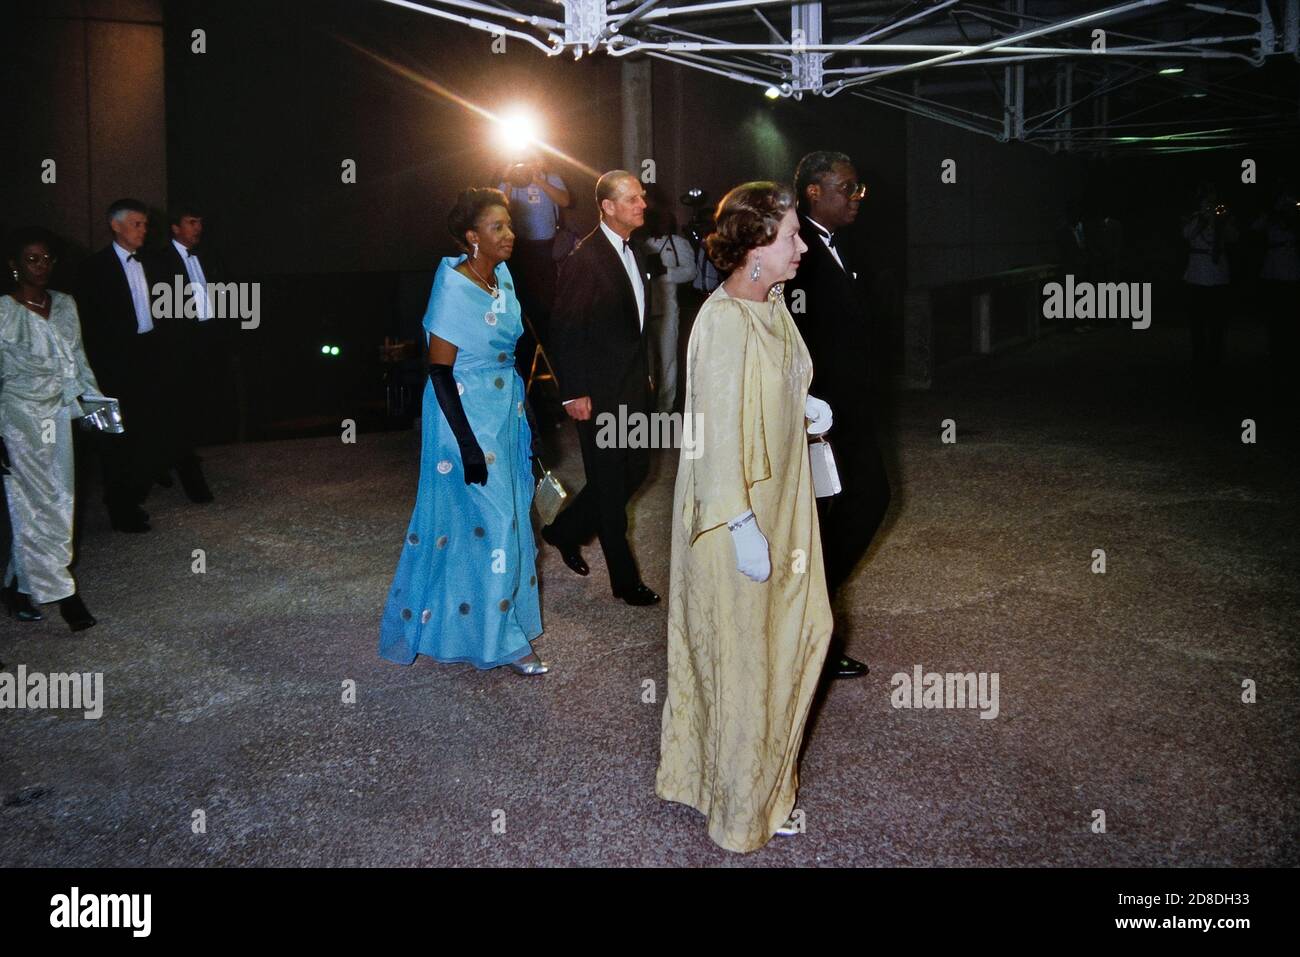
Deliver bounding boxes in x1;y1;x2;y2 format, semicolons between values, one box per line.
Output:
471;242;479;259
11;270;17;281
749;259;761;282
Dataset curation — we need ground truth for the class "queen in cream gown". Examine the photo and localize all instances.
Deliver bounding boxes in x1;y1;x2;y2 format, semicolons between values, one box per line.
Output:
656;280;834;853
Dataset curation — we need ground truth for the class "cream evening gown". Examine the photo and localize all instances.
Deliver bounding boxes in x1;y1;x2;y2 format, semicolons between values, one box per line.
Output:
656;284;834;853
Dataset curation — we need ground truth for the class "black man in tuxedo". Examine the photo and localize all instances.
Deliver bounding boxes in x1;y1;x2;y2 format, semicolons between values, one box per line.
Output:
785;151;891;679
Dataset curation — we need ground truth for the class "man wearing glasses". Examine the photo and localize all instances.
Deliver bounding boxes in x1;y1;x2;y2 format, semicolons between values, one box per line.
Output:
785;151;890;681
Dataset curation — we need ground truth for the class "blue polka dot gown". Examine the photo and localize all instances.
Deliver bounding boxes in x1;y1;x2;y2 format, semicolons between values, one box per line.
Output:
379;256;542;668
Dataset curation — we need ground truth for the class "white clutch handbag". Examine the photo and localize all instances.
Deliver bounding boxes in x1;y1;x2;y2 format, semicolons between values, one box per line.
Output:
810;437;841;498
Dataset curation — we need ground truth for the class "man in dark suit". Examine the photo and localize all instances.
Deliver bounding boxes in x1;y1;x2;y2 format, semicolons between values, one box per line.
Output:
541;170;659;606
149;204;221;502
76;198;166;533
785;151;891;679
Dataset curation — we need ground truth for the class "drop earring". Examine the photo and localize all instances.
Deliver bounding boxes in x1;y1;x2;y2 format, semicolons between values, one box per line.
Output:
471;241;479;259
11;270;17;281
749;259;762;282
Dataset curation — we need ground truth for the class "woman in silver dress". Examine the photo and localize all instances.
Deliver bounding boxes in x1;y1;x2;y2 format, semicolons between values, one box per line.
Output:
1;228;100;630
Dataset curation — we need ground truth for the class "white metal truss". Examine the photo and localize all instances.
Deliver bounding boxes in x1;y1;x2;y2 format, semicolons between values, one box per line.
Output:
375;0;1300;151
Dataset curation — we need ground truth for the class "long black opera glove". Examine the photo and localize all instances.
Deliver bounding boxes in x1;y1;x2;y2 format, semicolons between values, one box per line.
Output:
429;364;487;486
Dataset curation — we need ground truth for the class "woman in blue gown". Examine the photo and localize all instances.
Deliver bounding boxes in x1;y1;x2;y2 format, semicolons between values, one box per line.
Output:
379;188;547;674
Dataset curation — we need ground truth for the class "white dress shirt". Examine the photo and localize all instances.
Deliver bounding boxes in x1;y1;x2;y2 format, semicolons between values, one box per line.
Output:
112;241;154;334
173;238;211;320
600;220;646;330
807;216;847;274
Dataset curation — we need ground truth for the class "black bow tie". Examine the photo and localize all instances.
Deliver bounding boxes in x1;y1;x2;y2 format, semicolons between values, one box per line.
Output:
821;230;838;249
186;248;197;258
127;252;142;262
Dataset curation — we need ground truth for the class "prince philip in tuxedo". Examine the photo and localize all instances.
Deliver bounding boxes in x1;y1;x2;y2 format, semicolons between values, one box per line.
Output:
541;171;659;606
75;198;165;532
784;151;891;679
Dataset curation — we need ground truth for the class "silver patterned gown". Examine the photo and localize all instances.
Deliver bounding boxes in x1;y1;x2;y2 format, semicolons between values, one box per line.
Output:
0;292;102;603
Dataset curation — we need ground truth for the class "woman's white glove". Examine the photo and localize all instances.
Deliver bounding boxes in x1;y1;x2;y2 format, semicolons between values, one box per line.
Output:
805;395;833;436
728;510;771;582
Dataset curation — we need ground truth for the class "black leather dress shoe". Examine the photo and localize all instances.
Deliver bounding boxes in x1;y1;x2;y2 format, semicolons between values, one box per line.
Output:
558;547;588;576
826;653;869;679
614;583;660;606
3;583;43;621
58;593;96;631
542;528;588;576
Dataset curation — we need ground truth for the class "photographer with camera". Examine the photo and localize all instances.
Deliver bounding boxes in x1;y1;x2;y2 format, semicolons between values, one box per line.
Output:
497;149;571;350
1182;182;1239;383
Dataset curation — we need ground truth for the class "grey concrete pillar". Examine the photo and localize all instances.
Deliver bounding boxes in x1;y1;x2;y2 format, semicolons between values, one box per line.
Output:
2;0;166;252
621;59;653;178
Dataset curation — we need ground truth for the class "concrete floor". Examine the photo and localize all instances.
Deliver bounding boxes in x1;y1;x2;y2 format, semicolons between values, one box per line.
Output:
2;319;1297;866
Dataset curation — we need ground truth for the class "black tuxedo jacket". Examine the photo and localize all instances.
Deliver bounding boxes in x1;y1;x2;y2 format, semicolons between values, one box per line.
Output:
75;244;165;402
154;240;225;297
784;214;873;436
549;226;651;410
149;242;236;351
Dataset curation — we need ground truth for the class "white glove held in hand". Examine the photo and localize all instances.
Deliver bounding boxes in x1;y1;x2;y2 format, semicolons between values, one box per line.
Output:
805;395;833;436
728;510;771;582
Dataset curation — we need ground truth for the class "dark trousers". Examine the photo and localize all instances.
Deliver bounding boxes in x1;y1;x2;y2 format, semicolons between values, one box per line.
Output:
511;238;557;338
545;397;651;593
98;395;162;515
185;323;236;446
1185;282;1231;375
815;411;891;637
157;378;203;478
94;333;167;515
511;239;565;423
1264;280;1299;393
156;324;222;478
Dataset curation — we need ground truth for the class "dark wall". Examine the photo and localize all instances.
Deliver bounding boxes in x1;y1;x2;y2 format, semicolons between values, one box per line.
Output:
906;114;1085;288
1;0;167;260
